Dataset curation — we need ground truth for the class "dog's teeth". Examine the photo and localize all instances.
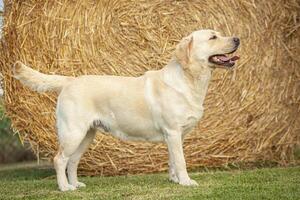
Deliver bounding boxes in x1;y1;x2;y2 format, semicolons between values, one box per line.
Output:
214;57;220;61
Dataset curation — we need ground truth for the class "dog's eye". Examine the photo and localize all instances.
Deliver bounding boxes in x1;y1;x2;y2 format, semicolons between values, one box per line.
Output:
209;35;217;40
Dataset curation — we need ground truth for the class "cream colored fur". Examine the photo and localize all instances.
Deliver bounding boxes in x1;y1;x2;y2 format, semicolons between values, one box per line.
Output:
13;29;239;191
13;63;74;93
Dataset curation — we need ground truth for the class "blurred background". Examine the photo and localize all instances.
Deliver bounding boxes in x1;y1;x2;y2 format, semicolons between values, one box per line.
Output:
0;0;36;165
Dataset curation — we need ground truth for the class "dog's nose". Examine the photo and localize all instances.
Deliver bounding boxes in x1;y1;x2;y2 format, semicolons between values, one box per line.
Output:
233;37;240;46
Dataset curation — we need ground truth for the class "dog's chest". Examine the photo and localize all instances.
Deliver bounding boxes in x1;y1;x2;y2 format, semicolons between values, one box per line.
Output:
179;106;204;134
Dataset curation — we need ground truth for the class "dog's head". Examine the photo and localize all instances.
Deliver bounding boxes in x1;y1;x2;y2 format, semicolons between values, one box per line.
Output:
175;29;240;70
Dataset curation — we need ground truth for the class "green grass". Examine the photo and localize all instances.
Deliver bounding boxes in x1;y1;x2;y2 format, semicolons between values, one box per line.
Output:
0;166;299;200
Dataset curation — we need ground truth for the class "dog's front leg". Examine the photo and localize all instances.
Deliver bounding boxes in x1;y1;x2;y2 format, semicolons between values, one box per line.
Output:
168;145;179;183
164;129;198;186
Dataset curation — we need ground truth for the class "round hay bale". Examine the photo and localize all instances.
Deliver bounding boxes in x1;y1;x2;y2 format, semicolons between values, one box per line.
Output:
0;0;299;175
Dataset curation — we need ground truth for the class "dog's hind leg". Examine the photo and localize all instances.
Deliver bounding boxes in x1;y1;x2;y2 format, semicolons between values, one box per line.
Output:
67;128;96;188
54;125;88;191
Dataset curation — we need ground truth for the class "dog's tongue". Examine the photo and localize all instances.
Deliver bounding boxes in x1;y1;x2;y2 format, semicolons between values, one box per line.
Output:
218;55;240;62
218;55;231;62
230;55;240;61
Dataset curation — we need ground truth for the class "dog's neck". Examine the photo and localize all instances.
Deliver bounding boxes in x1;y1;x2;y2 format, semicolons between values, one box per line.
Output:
162;58;212;105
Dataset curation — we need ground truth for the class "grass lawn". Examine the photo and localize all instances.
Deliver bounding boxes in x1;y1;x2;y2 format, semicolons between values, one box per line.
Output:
0;165;299;200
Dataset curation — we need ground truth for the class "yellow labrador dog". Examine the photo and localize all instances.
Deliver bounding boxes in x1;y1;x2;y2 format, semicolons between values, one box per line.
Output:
13;29;240;191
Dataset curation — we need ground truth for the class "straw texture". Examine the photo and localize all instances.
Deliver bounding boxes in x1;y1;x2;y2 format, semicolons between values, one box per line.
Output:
0;0;299;175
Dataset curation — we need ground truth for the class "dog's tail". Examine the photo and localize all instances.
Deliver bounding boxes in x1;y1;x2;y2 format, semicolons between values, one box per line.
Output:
13;61;74;93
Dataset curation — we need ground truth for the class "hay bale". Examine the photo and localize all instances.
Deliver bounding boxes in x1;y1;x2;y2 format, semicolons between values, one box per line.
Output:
0;0;299;175
0;73;3;97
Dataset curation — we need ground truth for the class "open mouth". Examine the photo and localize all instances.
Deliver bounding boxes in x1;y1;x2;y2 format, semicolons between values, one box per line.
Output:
208;51;240;68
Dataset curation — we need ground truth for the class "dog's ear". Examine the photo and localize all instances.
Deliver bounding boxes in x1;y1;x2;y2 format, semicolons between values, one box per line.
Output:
175;35;193;68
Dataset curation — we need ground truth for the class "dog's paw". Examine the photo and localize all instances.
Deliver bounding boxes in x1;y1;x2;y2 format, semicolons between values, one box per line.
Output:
59;184;77;192
73;181;86;188
179;179;199;186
